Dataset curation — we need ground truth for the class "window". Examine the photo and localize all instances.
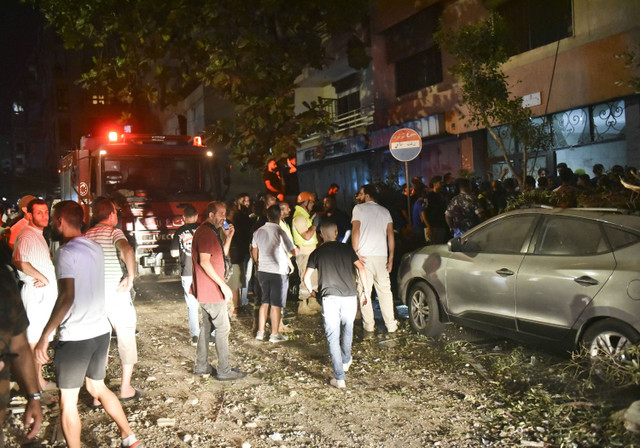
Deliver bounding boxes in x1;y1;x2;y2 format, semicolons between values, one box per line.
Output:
498;0;573;56
536;217;607;256
92;94;105;105
462;214;537;254
395;47;443;97
552;107;590;148
592;100;626;142
604;225;640;250
385;4;443;96
333;74;361;117
57;88;69;112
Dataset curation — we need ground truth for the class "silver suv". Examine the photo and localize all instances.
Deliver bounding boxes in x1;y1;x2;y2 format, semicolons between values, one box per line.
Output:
397;207;640;361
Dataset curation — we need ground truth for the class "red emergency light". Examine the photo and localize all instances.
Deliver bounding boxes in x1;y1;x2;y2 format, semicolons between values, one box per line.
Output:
193;136;203;146
108;131;119;142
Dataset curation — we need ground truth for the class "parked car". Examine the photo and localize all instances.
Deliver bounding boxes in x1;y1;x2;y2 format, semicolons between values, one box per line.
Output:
397;207;640;364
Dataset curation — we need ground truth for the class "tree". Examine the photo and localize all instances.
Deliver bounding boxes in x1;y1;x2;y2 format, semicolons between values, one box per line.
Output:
31;0;369;168
436;13;551;188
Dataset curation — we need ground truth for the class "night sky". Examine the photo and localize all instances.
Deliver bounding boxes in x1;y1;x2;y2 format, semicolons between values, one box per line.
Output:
0;0;42;134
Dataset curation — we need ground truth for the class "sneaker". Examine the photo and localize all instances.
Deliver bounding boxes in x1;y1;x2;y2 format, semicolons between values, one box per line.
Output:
269;333;289;343
217;368;247;381
343;358;352;372
330;378;346;389
255;330;265;341
191;336;198;346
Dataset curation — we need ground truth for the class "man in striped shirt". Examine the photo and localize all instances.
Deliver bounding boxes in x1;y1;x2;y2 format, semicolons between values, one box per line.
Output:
12;198;58;391
85;198;139;402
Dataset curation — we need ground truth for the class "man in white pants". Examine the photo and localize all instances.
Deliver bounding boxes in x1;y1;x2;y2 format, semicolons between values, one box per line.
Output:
351;184;398;334
84;197;138;402
12;198;58;390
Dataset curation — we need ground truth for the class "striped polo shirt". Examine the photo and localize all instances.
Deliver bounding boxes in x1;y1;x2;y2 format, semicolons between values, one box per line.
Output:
84;224;127;289
13;225;57;286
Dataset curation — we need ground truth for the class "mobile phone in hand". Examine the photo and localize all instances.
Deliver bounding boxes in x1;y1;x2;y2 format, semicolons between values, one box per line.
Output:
223;220;229;230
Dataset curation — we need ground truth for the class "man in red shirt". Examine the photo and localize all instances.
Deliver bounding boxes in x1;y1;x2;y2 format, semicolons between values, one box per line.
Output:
191;201;246;381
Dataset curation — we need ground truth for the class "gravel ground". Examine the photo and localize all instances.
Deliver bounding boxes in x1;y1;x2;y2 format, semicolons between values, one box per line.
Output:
5;277;640;447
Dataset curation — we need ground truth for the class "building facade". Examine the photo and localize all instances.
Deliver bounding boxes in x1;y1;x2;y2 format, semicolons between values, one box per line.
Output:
294;0;640;210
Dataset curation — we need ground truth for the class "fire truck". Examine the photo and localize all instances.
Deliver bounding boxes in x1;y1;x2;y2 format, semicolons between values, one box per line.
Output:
59;132;230;275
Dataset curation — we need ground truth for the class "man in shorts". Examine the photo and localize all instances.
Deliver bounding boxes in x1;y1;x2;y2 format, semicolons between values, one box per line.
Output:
12;198;58;390
85;197;139;401
303;220;368;389
251;205;297;342
34;200;143;448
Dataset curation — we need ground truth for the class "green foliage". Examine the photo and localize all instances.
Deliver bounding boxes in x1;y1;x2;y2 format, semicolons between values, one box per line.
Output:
31;0;369;168
436;14;552;187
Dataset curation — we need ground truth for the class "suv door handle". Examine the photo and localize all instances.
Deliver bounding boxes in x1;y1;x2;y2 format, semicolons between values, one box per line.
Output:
574;275;599;286
496;268;514;276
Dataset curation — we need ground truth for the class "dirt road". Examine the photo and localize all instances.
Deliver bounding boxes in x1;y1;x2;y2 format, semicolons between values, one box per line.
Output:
5;277;640;447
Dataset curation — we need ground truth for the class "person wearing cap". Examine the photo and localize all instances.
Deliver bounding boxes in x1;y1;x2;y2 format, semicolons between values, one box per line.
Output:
292;191;322;314
7;195;36;250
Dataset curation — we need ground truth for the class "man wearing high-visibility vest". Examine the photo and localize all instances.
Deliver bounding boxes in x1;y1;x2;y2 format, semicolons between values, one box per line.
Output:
291;192;322;315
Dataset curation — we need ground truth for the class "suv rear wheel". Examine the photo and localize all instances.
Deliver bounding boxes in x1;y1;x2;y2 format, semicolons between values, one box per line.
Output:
582;319;640;381
407;282;443;337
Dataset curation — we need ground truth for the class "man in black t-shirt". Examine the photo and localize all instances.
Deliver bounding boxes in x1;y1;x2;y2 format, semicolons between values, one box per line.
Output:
303;221;368;389
171;204;201;344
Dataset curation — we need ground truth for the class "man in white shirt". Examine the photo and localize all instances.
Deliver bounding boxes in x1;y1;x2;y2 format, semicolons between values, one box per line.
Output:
351;184;398;334
34;200;143;448
251;205;297;342
12;198;58;390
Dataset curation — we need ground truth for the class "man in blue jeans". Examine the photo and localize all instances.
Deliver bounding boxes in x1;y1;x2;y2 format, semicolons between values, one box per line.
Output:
170;204;200;345
303;220;368;389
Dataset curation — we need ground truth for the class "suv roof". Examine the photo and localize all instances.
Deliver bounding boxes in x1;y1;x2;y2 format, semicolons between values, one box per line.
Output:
511;207;640;233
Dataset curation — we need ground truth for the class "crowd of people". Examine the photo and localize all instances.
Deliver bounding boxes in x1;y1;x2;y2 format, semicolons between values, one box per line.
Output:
1;197;143;447
0;159;636;445
409;162;639;245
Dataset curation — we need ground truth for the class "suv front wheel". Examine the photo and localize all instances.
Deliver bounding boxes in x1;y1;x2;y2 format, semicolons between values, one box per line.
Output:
407;282;443;337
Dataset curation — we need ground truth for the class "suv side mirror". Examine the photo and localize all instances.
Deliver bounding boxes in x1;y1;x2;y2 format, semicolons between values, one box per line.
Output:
448;237;463;252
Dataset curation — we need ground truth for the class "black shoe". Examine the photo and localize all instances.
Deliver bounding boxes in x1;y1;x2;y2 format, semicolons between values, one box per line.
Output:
191;336;198;346
216;368;247;381
194;364;214;376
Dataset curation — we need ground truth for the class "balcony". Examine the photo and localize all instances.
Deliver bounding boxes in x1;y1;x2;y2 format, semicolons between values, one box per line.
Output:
301;98;373;145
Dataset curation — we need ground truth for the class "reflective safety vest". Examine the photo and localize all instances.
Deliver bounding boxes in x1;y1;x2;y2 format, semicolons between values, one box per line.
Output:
292;205;318;248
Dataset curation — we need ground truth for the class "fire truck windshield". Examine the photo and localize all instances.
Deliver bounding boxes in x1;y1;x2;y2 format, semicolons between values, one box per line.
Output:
102;156;215;201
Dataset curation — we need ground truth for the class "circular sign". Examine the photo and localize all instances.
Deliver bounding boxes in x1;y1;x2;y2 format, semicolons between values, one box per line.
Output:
389;128;422;162
79;182;89;197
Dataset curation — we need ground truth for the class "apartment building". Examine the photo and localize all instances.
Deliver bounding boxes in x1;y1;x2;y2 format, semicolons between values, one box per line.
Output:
295;0;640;209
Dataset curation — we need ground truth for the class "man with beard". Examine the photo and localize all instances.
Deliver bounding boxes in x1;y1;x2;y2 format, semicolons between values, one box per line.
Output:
191;201;246;381
12;198;58;391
